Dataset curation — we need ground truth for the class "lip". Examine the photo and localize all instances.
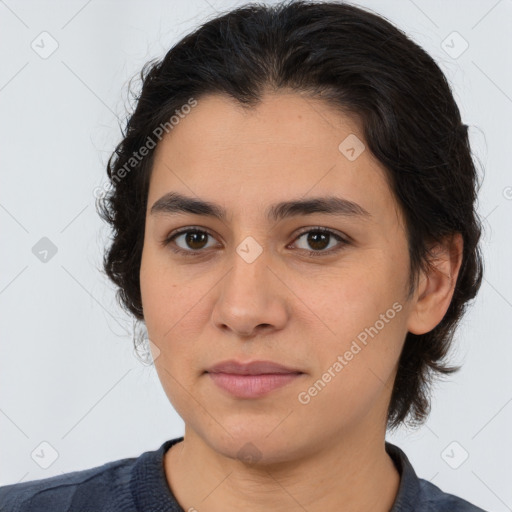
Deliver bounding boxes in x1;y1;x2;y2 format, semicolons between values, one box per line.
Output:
205;360;304;399
206;359;302;375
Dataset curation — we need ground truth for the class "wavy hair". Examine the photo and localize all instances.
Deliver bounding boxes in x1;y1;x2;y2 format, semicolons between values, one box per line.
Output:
97;0;484;430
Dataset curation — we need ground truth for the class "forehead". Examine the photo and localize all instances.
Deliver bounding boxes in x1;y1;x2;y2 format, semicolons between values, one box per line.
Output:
148;92;399;225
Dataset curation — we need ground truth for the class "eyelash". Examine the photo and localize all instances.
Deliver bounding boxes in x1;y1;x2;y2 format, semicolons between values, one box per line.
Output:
162;226;349;258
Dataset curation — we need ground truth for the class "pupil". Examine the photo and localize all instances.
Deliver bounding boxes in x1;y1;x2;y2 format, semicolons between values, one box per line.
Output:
308;232;329;250
186;231;207;249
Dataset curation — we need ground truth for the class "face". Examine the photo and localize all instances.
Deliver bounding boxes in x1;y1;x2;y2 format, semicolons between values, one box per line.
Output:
140;91;415;463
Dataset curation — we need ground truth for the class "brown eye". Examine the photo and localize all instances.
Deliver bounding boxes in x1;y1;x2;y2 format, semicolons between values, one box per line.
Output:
291;228;348;255
304;231;330;251
164;228;218;255
180;230;209;250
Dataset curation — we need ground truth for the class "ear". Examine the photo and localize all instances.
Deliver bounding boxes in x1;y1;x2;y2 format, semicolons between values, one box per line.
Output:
407;233;463;335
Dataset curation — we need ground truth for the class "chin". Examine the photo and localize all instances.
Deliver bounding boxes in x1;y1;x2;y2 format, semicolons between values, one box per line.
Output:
195;424;311;467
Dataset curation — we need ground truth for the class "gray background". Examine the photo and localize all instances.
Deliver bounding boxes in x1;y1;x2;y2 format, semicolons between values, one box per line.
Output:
0;0;511;510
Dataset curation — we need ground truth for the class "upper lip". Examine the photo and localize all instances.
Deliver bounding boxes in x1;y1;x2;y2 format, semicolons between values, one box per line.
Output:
206;360;303;375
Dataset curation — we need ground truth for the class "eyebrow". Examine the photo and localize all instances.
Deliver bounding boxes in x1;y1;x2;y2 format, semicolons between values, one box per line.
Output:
150;191;371;222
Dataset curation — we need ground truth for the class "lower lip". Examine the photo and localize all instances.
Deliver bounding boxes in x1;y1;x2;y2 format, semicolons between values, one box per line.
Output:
207;372;302;398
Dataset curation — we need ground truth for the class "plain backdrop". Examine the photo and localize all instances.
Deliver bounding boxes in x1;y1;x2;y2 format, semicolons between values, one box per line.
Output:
0;0;511;510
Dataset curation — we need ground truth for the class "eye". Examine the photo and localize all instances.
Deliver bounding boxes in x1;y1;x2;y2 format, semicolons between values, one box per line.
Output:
163;226;349;258
163;227;218;256
289;227;348;256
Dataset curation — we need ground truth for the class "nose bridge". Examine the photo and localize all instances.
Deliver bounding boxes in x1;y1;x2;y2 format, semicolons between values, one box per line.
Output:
211;237;288;336
224;236;271;306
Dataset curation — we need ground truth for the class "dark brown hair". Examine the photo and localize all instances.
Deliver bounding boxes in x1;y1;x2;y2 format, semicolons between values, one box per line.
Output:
97;0;483;430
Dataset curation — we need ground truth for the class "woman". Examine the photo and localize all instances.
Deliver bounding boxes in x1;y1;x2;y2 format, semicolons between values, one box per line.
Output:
0;1;486;510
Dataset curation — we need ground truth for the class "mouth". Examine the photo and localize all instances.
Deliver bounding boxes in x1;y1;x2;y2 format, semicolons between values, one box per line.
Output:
206;359;303;375
205;359;304;399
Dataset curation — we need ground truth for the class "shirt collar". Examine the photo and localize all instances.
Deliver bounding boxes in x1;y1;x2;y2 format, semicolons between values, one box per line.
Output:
386;441;424;511
131;438;421;512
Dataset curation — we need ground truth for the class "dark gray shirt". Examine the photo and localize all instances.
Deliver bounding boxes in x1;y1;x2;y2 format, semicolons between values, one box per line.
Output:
0;437;486;511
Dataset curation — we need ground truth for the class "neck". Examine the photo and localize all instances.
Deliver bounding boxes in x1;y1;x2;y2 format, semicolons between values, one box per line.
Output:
164;424;400;512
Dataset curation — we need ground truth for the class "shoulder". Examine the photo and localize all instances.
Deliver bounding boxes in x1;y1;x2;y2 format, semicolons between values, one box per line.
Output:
385;442;488;512
0;455;136;512
417;477;488;512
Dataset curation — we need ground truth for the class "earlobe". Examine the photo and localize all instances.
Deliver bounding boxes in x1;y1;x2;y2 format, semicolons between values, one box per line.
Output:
407;233;463;335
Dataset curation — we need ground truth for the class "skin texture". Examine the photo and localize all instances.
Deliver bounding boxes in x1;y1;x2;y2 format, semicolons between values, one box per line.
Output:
139;91;463;512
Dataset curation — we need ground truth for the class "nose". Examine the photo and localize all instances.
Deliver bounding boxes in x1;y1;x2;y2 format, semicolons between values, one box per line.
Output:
210;246;289;339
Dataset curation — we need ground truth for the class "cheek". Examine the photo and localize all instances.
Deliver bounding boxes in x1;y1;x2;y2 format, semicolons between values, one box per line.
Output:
139;249;215;390
140;246;197;337
140;263;203;416
296;252;408;399
297;315;406;430
296;253;407;344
